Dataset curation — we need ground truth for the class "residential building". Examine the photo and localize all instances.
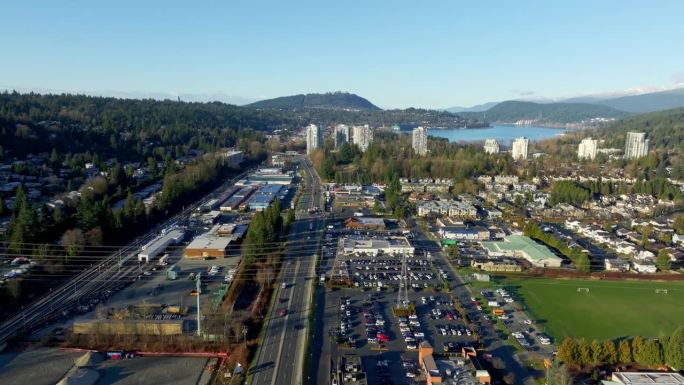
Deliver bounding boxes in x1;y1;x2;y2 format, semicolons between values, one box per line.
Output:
632;260;657;273
412;126;428;156
577;137;598;160
352;124;373;152
624;132;649;159
306;124;322;155
511;137;529;160
416;199;477;218
483;139;500;154
604;258;629;272
334;124;350;148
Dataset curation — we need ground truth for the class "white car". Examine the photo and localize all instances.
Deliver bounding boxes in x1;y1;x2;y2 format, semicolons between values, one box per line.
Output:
523;319;533;325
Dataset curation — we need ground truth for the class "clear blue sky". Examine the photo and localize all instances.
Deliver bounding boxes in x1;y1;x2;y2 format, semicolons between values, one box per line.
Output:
1;0;684;109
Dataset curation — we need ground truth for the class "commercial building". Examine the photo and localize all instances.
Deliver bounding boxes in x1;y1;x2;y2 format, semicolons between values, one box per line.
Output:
306;124;322;155
624;132;649;159
603;372;684;385
511;137;529;160
471;258;522;272
352;124;373;152
342;236;414;256
137;228;186;262
334;124;350;148
577;137;598;160
482;235;563;268
247;184;283;211
412;126;428;156
184;223;246;259
483;139;500;154
344;217;386;231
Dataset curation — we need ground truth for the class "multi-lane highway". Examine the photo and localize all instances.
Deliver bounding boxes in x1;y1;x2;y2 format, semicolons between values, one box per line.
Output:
0;170;249;348
250;157;324;385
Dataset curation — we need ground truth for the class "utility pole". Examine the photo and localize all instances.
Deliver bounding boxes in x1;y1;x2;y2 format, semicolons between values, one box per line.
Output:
196;273;202;337
242;325;247;348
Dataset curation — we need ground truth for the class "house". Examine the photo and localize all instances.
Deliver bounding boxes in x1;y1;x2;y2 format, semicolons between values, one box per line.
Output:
605;258;629;272
632;260;657;274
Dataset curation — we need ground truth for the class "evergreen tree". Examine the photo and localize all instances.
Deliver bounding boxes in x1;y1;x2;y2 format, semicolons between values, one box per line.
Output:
577;338;592;366
666;327;684;370
619;339;633;364
557;337;578;365
638;339;664;367
632;336;644;363
603;340;618;365
656;249;671;271
545;359;573;385
590;339;604;365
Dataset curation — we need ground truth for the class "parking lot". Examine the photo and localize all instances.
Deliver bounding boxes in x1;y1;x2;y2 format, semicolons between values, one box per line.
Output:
320;228;484;385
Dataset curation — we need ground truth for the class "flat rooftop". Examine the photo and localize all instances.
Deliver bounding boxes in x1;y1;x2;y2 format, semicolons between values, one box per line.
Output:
611;372;684;385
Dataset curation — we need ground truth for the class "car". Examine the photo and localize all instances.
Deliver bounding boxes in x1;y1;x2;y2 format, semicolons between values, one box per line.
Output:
142;271;152;276
523;319;533;325
279;308;287;316
190;289;199;296
281;282;287;289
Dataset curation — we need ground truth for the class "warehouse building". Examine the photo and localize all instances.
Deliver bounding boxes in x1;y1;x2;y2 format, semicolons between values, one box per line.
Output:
137;228;185;263
603;372;684;385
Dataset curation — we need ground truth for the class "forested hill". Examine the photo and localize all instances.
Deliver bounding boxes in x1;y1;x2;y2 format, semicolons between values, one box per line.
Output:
246;92;380;110
460;100;630;124
593;107;684;151
0;92;286;160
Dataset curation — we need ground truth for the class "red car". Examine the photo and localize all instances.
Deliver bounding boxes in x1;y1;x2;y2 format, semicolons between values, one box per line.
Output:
279;308;287;316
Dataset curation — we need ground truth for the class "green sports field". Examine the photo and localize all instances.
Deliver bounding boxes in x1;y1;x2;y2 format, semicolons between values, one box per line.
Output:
498;277;684;341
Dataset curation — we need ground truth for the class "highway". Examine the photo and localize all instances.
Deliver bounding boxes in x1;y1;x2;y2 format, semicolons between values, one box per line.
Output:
0;169;250;348
249;157;324;385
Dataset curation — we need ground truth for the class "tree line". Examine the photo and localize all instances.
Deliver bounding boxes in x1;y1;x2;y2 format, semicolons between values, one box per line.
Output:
557;328;684;370
524;221;591;272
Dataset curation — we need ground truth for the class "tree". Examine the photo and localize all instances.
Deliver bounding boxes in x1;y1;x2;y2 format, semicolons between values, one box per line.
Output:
577;338;591;366
666;327;684;370
603;340;618;365
590;339;604;365
0;197;6;216
284;208;296;227
557;337;578;365
656;249;672;272
53;206;64;225
62;228;85;260
85;227;104;246
546;359;573;385
632;336;644;363
674;214;684;235
619;339;633;364
638;339;664;367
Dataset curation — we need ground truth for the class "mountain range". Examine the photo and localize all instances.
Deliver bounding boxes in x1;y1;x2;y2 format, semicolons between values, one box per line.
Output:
443;87;684;125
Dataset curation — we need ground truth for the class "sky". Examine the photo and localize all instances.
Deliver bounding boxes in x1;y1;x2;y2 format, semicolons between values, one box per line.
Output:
1;0;684;109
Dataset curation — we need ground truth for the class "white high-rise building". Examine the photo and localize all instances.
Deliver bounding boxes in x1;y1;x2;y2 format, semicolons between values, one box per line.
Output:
624;132;649;159
412;126;428;156
352;124;373;152
483;139;500;154
334;124;350;148
511;137;529;160
577;137;598;160
306;124;322;155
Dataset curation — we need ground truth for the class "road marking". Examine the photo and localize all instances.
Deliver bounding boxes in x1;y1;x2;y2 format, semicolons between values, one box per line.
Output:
271;259;300;385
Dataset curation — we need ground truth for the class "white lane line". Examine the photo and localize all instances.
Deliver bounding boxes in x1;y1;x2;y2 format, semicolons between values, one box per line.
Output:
271;259;301;385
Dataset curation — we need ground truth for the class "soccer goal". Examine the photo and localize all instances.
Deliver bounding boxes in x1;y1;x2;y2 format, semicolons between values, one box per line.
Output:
577;287;590;294
655;289;669;294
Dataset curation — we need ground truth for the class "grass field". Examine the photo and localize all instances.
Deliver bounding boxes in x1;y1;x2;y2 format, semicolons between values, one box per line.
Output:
496;277;684;341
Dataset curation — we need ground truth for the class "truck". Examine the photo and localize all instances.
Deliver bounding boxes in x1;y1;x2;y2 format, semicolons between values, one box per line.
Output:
493;309;505;316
